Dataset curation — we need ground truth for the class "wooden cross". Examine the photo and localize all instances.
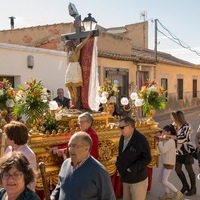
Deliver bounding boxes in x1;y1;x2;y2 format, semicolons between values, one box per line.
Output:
61;15;99;109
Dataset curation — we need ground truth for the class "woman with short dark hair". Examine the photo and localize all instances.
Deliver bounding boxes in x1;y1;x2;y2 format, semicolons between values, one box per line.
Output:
0;151;40;199
3;121;37;191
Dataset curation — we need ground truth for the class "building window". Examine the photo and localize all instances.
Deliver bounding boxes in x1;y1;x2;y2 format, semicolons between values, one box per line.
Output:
137;71;149;90
177;79;183;100
161;78;168;100
193;79;197;98
0;76;14;87
104;67;129;99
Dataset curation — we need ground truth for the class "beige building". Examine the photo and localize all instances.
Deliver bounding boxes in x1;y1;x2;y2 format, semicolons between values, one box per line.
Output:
0;21;200;113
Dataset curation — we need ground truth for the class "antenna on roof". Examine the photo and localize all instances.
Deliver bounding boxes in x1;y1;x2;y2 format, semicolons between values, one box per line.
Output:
140;11;147;21
9;16;15;30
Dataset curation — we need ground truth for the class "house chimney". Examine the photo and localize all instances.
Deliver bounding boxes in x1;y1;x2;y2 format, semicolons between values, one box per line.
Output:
9;16;15;30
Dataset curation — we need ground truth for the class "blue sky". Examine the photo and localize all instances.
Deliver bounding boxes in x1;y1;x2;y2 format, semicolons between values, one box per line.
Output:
1;0;200;64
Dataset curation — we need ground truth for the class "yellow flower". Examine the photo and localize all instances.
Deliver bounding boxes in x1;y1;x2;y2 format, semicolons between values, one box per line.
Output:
99;78;119;100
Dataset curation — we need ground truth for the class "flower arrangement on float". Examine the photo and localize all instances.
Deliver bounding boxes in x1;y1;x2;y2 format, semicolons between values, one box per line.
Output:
0;79;16;110
98;78;119;104
13;79;49;126
138;80;167;116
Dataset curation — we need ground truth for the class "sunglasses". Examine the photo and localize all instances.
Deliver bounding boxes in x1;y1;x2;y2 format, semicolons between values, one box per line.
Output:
119;125;129;130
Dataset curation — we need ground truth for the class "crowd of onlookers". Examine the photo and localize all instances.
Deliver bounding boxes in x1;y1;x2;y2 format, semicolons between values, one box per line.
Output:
0;87;200;200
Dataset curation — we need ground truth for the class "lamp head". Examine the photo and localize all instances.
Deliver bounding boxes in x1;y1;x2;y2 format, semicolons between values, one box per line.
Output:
121;97;129;106
83;13;97;31
130;92;138;100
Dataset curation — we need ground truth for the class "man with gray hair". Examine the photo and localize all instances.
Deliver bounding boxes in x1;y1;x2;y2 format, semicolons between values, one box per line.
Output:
50;131;116;200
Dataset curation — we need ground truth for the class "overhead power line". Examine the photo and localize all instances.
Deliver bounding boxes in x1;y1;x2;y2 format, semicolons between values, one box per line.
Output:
156;19;200;56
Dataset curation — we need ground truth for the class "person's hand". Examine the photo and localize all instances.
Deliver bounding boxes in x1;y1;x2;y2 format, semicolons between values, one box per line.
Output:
151;134;160;141
50;196;55;200
48;147;58;153
127;168;131;172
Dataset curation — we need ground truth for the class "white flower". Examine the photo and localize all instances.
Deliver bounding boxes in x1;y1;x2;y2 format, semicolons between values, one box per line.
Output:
6;99;15;108
49;101;58;110
15;93;26;103
102;91;109;98
55;113;62;121
0;89;3;96
100;96;107;104
148;85;157;92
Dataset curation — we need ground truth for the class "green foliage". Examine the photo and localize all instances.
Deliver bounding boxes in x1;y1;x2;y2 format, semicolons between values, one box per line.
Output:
139;80;167;116
44;112;59;132
12;79;49;126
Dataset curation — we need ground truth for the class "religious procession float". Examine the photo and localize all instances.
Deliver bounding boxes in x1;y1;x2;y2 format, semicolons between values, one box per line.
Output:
0;78;167;198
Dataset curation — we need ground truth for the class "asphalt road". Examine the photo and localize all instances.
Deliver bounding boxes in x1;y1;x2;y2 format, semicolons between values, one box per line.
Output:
118;109;200;200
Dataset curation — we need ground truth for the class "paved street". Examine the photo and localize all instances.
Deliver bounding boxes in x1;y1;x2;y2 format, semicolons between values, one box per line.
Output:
118;109;200;200
148;110;200;200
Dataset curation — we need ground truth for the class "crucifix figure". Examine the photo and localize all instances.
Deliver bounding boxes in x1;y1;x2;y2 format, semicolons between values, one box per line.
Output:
61;3;99;110
64;31;93;104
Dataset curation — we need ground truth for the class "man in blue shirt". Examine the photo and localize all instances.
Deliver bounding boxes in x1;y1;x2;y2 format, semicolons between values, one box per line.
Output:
50;131;116;200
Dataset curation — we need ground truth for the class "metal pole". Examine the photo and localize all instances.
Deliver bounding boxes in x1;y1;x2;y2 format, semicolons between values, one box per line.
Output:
154;19;158;62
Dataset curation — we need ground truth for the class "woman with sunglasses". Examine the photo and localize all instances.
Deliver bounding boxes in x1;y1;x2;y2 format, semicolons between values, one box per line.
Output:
0;151;40;200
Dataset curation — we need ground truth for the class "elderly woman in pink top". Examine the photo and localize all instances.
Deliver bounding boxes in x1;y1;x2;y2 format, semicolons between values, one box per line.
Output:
3;121;37;191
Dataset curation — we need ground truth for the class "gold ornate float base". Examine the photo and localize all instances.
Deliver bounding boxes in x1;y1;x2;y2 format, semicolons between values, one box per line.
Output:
28;111;160;190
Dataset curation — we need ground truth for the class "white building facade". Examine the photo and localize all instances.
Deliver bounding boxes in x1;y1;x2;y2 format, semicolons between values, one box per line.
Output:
0;43;70;98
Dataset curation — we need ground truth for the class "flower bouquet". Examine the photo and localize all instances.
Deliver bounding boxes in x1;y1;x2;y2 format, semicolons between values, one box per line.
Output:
0;79;16;110
99;78;119;103
138;80;167;116
13;79;49;126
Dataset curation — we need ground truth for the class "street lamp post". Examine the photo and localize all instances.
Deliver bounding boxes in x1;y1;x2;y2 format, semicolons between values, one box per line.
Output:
61;3;99;109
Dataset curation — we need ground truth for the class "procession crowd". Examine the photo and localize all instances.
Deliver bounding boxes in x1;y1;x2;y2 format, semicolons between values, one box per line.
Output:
0;88;200;200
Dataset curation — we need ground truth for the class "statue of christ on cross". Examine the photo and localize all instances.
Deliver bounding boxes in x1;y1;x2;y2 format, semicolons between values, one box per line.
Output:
64;31;93;104
61;4;99;110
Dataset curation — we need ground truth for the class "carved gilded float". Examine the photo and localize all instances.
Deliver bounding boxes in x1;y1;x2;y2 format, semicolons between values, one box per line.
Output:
28;111;160;191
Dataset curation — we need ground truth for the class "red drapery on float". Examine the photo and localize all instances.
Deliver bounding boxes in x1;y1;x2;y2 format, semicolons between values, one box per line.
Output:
80;38;94;110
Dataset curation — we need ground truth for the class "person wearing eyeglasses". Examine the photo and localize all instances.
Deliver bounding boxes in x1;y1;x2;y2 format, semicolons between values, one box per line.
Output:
3;121;37;191
116;116;151;200
0;151;40;200
77;112;98;160
50;112;98;161
50;131;116;200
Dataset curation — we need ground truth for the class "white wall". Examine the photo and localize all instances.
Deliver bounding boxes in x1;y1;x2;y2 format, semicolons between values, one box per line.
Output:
0;43;70;98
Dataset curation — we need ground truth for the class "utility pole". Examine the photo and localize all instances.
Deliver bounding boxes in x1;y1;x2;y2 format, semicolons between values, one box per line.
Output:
154;19;158;62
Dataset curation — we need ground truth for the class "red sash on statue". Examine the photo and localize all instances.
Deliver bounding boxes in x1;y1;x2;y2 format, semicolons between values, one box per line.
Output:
80;38;94;110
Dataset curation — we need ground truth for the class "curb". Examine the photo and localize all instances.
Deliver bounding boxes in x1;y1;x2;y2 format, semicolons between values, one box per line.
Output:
154;106;200;122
